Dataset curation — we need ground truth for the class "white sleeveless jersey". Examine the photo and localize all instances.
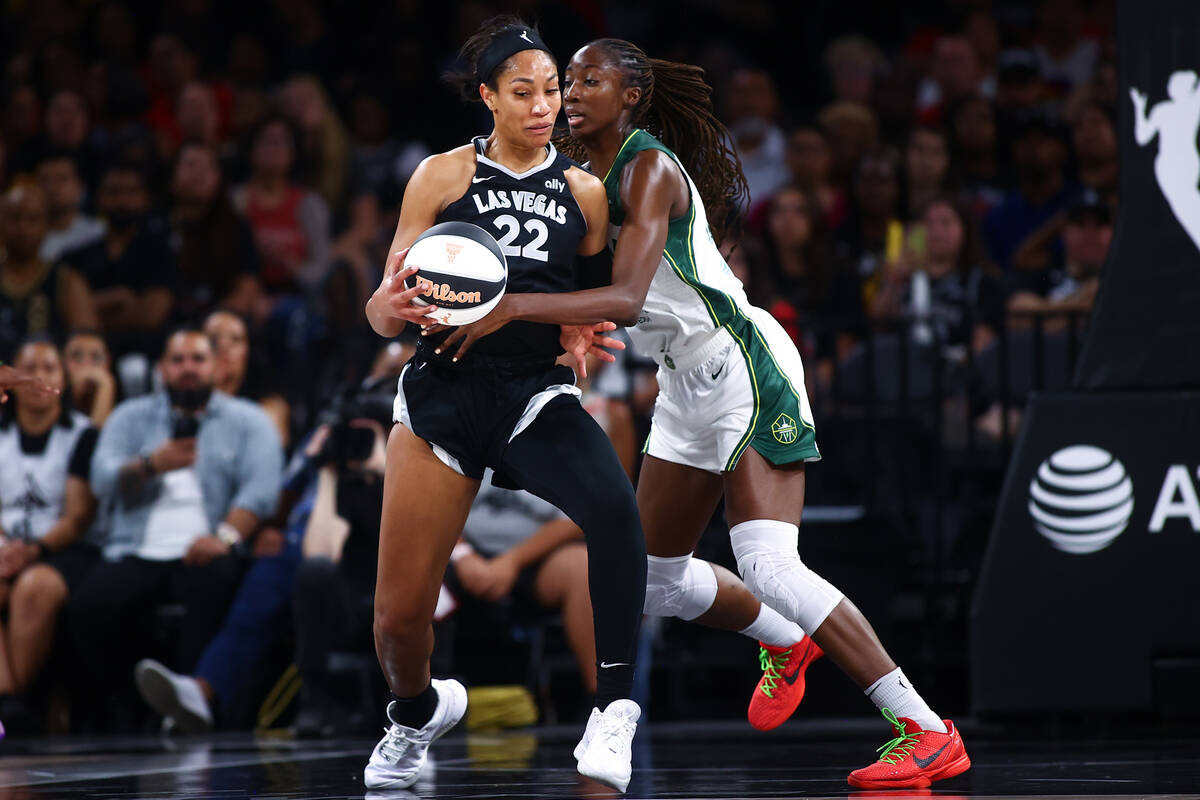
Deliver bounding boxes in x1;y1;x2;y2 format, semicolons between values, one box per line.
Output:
601;129;753;368
0;411;91;541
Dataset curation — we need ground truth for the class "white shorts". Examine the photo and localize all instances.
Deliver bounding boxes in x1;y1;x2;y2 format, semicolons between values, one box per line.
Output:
644;306;820;474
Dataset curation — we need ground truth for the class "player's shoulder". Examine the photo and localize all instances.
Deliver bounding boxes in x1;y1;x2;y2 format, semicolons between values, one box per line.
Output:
412;145;477;188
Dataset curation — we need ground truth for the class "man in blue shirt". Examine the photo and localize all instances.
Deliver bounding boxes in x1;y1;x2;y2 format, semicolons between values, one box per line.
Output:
68;325;282;731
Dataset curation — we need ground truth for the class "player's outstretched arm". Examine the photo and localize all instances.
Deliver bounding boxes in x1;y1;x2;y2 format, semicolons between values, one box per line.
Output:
431;153;676;361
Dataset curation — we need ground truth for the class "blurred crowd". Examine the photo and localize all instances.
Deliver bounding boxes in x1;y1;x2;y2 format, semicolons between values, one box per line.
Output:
0;0;1117;734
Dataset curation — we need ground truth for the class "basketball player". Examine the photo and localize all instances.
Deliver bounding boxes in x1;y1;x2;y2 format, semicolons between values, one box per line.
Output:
435;40;970;789
362;18;646;793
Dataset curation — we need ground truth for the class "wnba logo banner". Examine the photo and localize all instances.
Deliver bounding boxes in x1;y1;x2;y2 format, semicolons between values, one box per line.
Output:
1073;0;1200;390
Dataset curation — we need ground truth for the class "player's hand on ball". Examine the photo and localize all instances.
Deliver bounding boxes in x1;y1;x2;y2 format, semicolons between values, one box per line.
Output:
379;247;440;324
560;322;624;378
431;295;516;362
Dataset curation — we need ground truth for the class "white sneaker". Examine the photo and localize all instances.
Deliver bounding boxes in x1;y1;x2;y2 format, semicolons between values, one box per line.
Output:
134;659;214;733
363;679;467;790
574;699;640;793
573;707;602;760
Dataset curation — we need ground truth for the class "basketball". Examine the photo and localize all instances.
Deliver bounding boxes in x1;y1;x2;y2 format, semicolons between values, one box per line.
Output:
403;221;508;326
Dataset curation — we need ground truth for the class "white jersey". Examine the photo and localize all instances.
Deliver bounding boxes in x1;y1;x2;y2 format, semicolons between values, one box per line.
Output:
0;411;92;541
602;128;753;369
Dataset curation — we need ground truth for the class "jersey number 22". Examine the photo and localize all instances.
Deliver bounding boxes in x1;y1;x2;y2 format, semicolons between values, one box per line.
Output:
492;215;549;263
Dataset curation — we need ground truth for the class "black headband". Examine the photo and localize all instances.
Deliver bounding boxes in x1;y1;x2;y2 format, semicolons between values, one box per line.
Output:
476;27;553;86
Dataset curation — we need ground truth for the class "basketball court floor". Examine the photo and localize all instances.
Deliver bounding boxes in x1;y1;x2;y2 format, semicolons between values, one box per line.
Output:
0;718;1196;799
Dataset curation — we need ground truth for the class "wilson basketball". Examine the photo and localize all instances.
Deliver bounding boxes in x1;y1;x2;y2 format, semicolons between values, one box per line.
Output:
404;221;508;326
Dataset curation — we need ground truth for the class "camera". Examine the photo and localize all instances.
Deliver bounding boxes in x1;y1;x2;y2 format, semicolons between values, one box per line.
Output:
316;380;395;466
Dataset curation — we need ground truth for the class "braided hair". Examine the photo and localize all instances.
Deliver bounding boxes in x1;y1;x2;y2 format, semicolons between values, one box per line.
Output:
556;39;749;243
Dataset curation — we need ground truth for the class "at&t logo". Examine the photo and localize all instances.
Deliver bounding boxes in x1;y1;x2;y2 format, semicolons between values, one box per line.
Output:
1028;445;1134;554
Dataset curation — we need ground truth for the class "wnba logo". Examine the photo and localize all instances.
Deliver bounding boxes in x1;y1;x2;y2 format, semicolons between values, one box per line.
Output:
1028;445;1134;554
444;243;463;263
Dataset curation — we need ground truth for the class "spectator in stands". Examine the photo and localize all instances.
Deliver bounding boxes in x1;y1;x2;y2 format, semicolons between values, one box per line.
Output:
346;84;429;203
817;101;880;187
63;329;117;427
903;126;952;221
279;75;350;212
42;91;93;167
445;474;594;698
176;83;222;149
203;310;289;447
3;86;41;173
232;116;331;313
755;186;862;374
1006;191;1110;330
915;36;987;125
0;338;98;728
69;326;282;731
724;68;788;210
169;142;261;321
35;151;104;263
785;123;846;230
60;161;176;373
144;34;200;158
1071;101;1118;204
823;35;884;106
833;149;904;308
0;186;97;362
983;113;1076;271
870;197;1005;356
948;95;1004;219
327;193;387;346
994;50;1046;120
1034;0;1100;98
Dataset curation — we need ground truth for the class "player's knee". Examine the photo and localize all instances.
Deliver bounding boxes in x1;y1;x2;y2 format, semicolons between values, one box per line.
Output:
373;599;428;645
729;519;843;632
579;484;642;542
643;554;717;620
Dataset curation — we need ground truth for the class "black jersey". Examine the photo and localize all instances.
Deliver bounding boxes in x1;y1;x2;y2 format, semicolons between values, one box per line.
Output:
420;137;589;364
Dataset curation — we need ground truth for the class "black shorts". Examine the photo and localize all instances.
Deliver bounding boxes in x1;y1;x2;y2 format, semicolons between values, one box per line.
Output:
392;354;580;485
45;541;100;593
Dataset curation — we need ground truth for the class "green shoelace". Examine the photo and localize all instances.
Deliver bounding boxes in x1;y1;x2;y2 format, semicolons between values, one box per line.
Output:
756;646;793;699
875;708;925;764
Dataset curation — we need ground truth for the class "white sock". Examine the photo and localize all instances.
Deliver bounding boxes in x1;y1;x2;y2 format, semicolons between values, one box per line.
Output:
864;667;946;733
738;603;806;648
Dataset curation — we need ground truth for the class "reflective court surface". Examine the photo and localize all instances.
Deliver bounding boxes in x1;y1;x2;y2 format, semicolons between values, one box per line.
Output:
0;719;1197;799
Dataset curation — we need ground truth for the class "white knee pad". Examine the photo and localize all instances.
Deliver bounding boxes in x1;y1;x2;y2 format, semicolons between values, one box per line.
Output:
729;519;843;633
643;554;718;621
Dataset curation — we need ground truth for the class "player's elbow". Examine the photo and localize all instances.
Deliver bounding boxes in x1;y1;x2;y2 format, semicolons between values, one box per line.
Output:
612;293;642;328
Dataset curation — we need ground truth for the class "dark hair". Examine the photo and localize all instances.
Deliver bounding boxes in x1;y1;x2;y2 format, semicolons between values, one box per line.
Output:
918;195;989;276
443;15;550;102
35;147;83;174
555;39;749;244
159;323;210;358
64;327;108;346
98;157;149;186
1;335;71;429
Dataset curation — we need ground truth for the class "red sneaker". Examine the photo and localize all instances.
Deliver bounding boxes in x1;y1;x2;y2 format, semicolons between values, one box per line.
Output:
746;636;823;731
847;709;971;789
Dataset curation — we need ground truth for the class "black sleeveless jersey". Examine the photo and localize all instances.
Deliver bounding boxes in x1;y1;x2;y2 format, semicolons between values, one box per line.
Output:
420;137;589;364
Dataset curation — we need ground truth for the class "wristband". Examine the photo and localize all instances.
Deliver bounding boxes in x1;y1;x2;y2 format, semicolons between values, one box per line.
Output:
450;542;475;563
142;454;156;475
216;522;241;547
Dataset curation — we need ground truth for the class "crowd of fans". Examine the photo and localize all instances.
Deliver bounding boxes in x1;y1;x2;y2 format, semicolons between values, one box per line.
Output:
0;0;1117;733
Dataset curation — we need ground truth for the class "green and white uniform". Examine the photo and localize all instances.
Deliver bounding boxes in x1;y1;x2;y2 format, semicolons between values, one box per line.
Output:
603;129;820;473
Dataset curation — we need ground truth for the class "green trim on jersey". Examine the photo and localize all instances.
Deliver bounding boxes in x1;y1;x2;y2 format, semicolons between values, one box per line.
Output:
604;128;819;470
